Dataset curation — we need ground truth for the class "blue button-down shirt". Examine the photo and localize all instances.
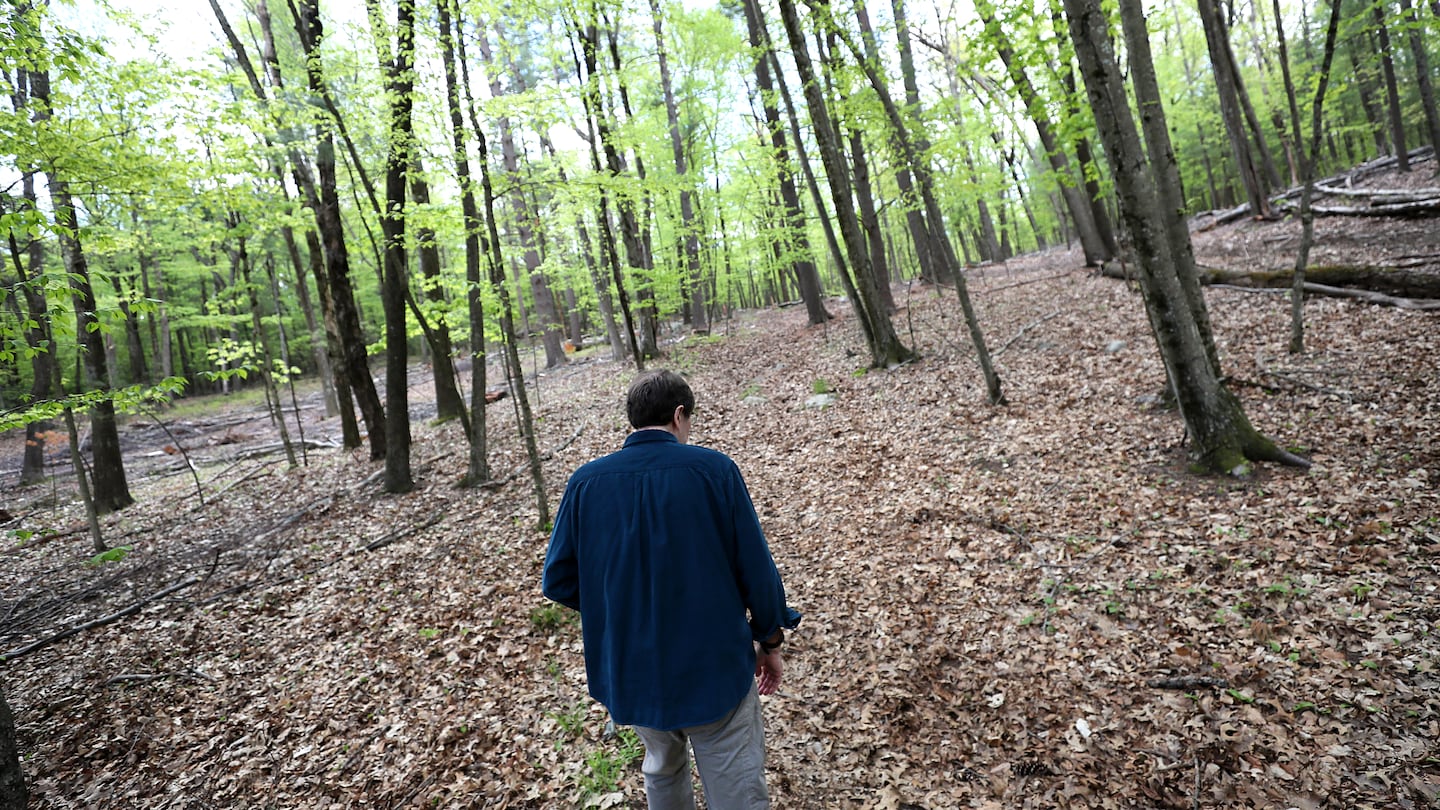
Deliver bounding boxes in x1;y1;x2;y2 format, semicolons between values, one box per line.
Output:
542;429;801;730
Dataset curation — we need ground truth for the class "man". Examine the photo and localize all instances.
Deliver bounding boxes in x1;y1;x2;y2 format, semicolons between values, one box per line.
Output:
543;369;801;809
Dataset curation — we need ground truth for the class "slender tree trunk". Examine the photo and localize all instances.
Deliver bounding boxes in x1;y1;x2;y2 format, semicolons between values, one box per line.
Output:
233;225;298;467
739;0;832;324
365;0;416;493
9;159;53;486
292;0;386;459
438;0;489;482
848;128;897;312
29;65;132;513
649;0;710;334
408;163;466;422
975;0;1109;264
1065;0;1308;474
1196;0;1275;218
1371;0;1410;171
811;0;1003;401
475;24;569;369
574;18;644;367
777;0;913;367
1397;0;1440;160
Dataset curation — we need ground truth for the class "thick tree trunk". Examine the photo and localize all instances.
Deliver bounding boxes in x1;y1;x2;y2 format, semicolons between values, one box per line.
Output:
890;0;947;283
1068;0;1308;473
0;684;24;810
849;128;897;312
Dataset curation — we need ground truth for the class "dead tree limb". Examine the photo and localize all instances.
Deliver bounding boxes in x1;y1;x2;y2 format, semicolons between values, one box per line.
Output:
0;576;201;664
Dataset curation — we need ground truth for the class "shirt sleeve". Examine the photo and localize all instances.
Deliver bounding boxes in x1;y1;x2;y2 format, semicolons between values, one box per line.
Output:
728;462;801;640
542;482;581;611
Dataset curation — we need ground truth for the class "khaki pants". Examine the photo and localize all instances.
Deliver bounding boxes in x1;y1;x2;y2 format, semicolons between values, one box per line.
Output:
631;684;770;810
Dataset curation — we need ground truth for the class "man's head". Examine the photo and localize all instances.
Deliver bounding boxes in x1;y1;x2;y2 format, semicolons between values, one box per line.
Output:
627;370;695;440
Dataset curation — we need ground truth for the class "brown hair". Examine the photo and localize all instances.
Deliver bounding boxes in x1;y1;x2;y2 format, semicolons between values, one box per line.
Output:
626;369;695;429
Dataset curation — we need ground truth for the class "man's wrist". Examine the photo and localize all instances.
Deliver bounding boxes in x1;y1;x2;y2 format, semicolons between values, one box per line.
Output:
759;629;784;654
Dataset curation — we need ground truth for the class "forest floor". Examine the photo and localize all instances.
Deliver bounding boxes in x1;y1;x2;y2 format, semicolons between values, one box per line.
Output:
2;165;1438;809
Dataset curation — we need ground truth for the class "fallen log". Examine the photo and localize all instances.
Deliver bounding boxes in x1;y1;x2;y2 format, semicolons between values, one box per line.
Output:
1100;261;1440;303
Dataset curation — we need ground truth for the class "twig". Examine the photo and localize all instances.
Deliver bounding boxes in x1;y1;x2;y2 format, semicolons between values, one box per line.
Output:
141;406;204;504
0;576;201;664
995;310;1063;357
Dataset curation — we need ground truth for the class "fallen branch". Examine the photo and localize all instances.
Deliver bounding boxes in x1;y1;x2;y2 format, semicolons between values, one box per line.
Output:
995;310;1064;357
1147;675;1229;691
0;576;201;664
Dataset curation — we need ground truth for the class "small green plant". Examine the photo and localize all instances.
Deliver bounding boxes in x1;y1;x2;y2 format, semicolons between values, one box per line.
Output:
531;604;577;633
811;378;832;394
851;367;867;378
1226;689;1255;704
578;728;644;797
418;628;442;640
1351;582;1374;602
550;701;587;742
86;545;133;567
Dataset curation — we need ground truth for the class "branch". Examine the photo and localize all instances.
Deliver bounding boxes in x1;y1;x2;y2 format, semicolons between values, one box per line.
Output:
0;577;201;664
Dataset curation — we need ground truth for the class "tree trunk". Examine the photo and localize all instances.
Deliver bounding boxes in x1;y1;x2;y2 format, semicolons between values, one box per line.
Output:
29;65;133;513
366;0;416;493
292;0;386;459
1197;0;1275;219
740;0;831;324
777;0;914;367
10;154;53;486
1371;0;1410;172
233;226;298;467
475;24;569;369
848;128;897;312
408;163;466;422
649;0;710;334
1066;0;1308;474
1398;0;1440;160
812;0;1003;401
1345;35;1390;158
0;683;25;810
543;135;626;358
975;0;1109;264
889;0;947;283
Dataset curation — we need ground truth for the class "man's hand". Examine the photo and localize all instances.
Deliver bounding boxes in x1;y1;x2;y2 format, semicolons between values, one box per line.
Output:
755;649;783;695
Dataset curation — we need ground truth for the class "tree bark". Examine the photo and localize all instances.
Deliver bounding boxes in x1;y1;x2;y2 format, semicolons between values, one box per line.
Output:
437;0;489;483
1397;0;1440;159
0;683;24;810
1371;0;1410;172
1196;0;1275;219
777;0;914;368
292;0;387;460
365;0;416;493
1066;0;1308;474
28;67;133;512
408;162;467;423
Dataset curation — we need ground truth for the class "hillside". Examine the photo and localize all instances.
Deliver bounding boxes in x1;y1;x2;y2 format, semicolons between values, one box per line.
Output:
2;193;1438;808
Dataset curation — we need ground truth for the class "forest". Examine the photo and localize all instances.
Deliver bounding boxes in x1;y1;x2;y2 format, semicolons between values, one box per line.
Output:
0;0;1437;805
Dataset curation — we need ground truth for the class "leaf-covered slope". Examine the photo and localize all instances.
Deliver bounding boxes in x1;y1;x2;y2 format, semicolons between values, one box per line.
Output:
2;248;1436;808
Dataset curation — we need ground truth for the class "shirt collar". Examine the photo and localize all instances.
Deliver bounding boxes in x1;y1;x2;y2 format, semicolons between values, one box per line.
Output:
623;429;679;448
